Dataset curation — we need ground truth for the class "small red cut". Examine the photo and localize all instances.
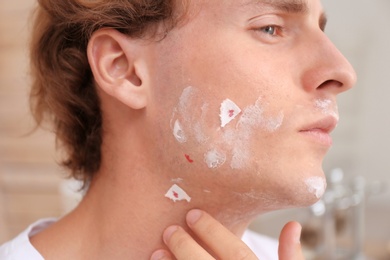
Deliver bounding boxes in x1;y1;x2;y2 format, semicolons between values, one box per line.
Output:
185;154;194;163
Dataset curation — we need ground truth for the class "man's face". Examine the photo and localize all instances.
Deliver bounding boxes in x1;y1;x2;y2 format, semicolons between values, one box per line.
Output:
145;0;356;210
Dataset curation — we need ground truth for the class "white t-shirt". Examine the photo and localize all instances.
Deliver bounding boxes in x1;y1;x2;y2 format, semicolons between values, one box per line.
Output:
0;219;56;260
0;219;278;259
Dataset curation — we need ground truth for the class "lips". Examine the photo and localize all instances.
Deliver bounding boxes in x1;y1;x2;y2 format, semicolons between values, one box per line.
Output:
299;115;339;146
300;115;339;134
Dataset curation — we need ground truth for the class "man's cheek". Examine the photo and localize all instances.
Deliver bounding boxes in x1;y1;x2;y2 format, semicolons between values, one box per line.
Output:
169;86;285;172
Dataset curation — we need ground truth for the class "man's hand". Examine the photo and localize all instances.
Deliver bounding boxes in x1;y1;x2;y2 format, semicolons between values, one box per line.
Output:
150;209;305;260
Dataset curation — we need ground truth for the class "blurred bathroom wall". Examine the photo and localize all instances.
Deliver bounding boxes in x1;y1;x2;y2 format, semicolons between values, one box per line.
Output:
0;0;66;243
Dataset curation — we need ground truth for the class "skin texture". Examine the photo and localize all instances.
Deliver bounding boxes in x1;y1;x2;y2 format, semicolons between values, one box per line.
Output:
29;0;356;259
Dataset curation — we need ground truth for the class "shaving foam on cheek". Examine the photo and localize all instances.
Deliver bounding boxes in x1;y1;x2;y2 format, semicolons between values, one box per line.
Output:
193;103;209;144
264;112;284;132
204;148;226;169
171;178;184;183
165;184;191;202
171;86;212;146
238;99;284;132
305;177;326;199
173;119;187;143
230;143;250;169
227;99;284;169
170;86;196;143
178;86;195;113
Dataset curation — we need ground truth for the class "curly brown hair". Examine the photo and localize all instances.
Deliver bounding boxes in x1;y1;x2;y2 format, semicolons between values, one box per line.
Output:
30;0;178;185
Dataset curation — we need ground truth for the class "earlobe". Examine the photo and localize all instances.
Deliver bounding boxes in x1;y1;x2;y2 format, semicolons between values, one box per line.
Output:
87;29;149;110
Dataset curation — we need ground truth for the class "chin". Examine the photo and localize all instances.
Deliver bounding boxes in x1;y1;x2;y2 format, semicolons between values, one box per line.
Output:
272;164;328;210
296;157;327;202
291;172;328;208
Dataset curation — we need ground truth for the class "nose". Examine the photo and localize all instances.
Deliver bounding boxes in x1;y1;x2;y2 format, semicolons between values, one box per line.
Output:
301;31;357;94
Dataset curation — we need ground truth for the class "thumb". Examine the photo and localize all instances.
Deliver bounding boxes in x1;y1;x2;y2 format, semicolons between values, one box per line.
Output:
278;221;305;260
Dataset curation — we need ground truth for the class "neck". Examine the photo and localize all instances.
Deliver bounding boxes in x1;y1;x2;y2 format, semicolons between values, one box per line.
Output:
68;164;256;259
30;158;261;259
31;132;264;259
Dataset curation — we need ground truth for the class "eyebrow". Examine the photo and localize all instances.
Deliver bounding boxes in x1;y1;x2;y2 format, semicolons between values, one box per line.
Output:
241;0;309;14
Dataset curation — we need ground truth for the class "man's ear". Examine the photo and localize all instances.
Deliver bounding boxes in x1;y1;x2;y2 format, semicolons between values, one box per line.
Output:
87;29;149;109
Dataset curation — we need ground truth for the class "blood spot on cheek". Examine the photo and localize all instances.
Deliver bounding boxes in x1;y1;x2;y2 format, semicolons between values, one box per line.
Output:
185;154;194;163
173;191;179;198
228;109;235;117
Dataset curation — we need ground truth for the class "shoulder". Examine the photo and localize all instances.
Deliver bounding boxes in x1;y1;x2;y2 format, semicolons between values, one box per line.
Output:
242;229;279;260
0;218;57;260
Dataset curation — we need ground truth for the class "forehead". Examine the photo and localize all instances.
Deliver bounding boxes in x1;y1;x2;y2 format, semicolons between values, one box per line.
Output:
182;0;316;16
177;0;324;30
240;0;309;11
236;0;313;23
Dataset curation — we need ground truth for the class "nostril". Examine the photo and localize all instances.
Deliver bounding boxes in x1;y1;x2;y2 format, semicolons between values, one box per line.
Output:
317;80;342;90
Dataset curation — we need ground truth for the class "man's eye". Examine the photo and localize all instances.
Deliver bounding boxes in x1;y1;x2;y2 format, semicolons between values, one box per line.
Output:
260;25;278;36
250;23;285;43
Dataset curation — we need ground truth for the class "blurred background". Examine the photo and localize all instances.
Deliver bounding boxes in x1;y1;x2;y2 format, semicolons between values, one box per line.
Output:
0;0;389;259
0;0;83;245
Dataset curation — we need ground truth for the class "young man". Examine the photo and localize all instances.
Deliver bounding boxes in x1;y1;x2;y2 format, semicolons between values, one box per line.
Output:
0;0;356;259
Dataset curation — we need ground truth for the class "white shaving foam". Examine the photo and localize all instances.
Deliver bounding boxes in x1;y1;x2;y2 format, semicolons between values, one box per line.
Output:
193;103;210;144
194;122;208;144
220;99;242;127
170;86;194;143
227;98;284;169
173;119;187;143
230;146;250;169
165;184;191;202
315;99;332;110
222;128;236;146
238;99;284;132
315;99;339;120
171;178;184;183
265;112;285;132
232;189;262;201
178;86;195;113
237;99;264;128
170;86;213;145
204;148;226;169
305;177;326;199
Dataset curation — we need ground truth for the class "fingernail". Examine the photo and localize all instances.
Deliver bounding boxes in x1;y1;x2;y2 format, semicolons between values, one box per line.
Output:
163;225;178;244
295;223;302;244
150;249;169;260
186;209;202;226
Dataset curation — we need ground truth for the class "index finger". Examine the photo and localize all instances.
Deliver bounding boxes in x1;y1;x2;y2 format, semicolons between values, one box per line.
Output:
186;209;258;260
